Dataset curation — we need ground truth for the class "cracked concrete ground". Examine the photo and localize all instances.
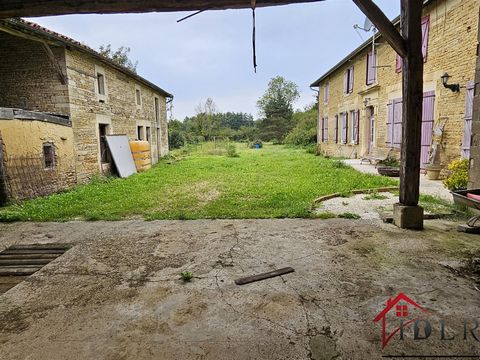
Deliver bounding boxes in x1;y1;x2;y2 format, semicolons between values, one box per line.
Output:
0;219;480;359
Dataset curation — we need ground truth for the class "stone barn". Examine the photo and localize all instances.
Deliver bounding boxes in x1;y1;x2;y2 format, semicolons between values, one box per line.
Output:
0;18;172;202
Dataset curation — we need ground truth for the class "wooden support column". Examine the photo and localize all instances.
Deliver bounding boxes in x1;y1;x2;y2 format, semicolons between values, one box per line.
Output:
0;133;8;206
354;0;424;228
399;0;423;207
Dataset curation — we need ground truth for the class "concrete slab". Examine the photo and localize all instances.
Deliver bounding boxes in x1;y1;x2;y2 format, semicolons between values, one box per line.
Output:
0;219;479;359
344;159;452;202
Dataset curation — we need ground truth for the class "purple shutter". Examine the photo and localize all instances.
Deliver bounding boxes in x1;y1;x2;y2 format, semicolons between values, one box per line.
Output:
421;91;435;167
324;116;328;142
344;71;348;94
421;16;430;62
334;115;339;143
321;117;325;143
387;101;393;146
324;82;329;103
348;66;354;93
396;55;403;73
463;82;474;158
393;98;403;149
342;112;348;144
354;110;360;145
367;52;376;85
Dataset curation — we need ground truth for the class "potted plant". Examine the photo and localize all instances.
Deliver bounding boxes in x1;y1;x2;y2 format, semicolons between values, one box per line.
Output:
377;157;400;177
425;163;443;180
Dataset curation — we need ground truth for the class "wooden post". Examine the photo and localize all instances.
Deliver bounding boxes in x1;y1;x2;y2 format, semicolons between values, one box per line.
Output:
354;0;424;228
399;0;423;207
0;133;8;206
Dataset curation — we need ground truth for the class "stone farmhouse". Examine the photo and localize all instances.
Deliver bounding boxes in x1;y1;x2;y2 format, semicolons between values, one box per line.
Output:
0;19;172;202
311;0;478;171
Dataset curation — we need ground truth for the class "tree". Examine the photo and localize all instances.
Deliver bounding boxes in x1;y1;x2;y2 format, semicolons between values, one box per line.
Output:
99;44;138;73
256;76;300;141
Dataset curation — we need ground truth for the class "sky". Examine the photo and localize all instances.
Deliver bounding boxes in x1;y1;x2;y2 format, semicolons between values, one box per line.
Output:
28;0;399;120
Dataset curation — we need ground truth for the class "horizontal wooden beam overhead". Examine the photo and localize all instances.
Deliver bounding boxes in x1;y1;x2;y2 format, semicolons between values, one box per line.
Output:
0;0;323;18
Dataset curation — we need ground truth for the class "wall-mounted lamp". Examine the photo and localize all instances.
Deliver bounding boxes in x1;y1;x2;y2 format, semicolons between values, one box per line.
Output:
441;73;460;93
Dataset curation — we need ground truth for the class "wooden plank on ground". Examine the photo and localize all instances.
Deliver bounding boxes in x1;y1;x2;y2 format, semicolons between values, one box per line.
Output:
234;267;294;285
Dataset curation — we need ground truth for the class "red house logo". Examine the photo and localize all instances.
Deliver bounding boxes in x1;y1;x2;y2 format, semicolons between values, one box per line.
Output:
373;293;430;349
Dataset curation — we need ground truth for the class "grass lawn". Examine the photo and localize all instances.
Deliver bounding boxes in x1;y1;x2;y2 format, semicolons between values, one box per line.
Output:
0;143;398;221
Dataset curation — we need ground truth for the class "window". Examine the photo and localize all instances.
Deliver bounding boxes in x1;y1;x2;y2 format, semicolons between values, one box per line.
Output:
137;126;145;141
366;51;376;85
396;304;408;317
344;66;354;94
324;82;329;103
341;112;348;144
95;65;107;102
146;126;151;142
396;16;429;73
334;115;339;144
135;88;142;106
42;143;55;169
154;97;160;124
351;110;360;145
98;124;110;164
97;73;105;95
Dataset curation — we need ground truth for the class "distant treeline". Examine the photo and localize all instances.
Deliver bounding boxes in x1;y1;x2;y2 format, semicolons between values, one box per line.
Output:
168;76;318;149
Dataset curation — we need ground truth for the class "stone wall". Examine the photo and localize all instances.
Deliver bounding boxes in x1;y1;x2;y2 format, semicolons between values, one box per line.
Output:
0;32;69;116
317;0;479;171
65;50;169;183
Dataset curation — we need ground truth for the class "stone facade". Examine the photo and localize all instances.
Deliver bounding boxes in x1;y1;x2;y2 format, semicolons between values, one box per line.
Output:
0;19;171;188
312;0;479;173
66;49;169;182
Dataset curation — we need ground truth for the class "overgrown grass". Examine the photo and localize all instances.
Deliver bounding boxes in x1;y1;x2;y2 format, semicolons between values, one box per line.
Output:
0;144;397;221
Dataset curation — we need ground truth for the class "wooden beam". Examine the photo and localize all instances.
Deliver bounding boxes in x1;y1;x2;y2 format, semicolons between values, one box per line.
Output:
0;133;8;206
352;0;407;58
234;267;294;285
399;0;424;206
41;42;68;85
0;0;323;18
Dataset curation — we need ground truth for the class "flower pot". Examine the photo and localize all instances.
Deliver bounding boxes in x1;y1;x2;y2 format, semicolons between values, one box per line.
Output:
425;164;443;180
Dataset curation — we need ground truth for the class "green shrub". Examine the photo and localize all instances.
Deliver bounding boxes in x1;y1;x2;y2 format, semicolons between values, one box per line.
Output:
332;160;349;169
271;138;283;145
379;157;400;168
180;270;193;282
443;159;469;190
284;126;317;146
226;143;239;157
338;212;361;219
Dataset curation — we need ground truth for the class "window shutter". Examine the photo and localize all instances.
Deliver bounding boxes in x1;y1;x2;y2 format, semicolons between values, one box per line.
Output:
334;115;339;143
421;16;430;62
324;82;329;103
396;55;403;73
367;52;376;85
463;82;475;158
324;116;329;142
344;71;348;94
348;67;354;93
387;101;393;146
393;98;403;149
342;112;348;144
354;110;360;145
